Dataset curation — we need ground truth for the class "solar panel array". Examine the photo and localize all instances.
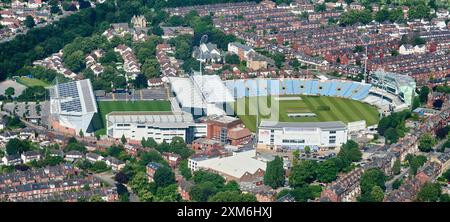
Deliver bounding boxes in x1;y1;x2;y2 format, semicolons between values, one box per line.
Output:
58;81;82;113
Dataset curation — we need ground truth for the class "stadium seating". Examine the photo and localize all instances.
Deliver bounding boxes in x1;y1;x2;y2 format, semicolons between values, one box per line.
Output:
224;79;372;101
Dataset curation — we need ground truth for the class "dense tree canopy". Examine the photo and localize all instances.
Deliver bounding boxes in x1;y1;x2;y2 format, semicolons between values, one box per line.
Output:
263;156;285;189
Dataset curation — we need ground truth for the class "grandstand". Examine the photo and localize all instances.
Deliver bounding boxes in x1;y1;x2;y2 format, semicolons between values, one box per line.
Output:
369;70;416;107
363;88;409;113
223;79;373;101
49;79;97;134
168;75;235;117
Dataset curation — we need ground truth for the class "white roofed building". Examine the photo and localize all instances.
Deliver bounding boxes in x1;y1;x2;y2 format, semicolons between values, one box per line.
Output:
49;79;98;134
168;75;235;117
106;111;200;143
188;149;266;184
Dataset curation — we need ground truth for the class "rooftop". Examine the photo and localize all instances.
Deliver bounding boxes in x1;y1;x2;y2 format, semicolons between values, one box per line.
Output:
49;79;97;115
107;111;194;128
259;120;347;130
192;149;266;179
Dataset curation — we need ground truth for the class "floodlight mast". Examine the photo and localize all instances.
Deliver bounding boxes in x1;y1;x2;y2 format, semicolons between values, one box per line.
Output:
199;34;208;76
357;34;369;83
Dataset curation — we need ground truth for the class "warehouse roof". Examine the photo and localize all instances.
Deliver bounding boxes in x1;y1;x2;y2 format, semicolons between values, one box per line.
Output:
259;120;347;131
192;149;266;179
106;111;194;128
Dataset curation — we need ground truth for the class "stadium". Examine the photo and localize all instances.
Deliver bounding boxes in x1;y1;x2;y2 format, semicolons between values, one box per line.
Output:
224;78;380;132
49;70;414;149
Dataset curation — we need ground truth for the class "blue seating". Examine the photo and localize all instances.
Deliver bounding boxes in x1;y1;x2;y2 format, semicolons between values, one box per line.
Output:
305;80;313;95
343;82;360;98
224;79;371;101
311;80;319;95
338;82;353;97
319;81;331;95
292;79;301;94
269;80;280;95
257;79;268;96
284;80;294;95
234;81;245;98
352;85;371;100
246;80;258;97
298;79;306;94
328;81;338;96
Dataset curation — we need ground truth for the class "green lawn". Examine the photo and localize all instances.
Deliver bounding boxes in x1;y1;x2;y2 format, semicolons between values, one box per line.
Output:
92;100;172;135
16;77;51;87
233;95;380;132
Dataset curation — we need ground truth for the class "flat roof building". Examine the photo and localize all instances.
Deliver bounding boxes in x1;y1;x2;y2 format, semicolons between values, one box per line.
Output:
188;149;266;183
257;120;348;151
49;79;97;134
106;111;203;143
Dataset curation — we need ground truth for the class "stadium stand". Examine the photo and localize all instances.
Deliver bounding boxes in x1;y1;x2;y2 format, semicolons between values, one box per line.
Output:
224;79;373;102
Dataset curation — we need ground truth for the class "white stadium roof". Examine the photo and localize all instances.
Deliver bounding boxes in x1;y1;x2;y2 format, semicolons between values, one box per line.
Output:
191;74;235;104
168;77;206;109
49;79;97;115
106;111;194;128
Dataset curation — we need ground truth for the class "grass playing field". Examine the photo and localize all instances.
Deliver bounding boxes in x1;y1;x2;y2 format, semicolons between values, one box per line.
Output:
16;77;51;87
92;100;172;135
233;95;380;132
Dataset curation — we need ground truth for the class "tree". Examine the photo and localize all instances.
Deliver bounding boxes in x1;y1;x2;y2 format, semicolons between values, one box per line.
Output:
208;191;257;202
418;133;436;152
316;159;338;183
153;166;176;188
179;159;192;180
375;8;390;23
408;2;431;20
91;161;109;173
193;170;225;188
339;10;373;26
79;129;84;138
292;150;300;166
64;50;85;73
224;180;240;192
393;158;401;175
392;179;403;190
263;156;285;189
290;186;314;202
360;168;386;195
154;184;181;202
369;186;385;202
115;171;129;184
304;146;311;154
89;195;105;202
25;15;35;29
315;3;326;12
65;137;87;153
273;53;285;69
417;182;441;202
5;138;31;155
419;86;430;104
338;140;362;163
133;74;148;89
5;87;15;99
384;127;399;144
225;54;240;65
412;97;420;110
189;181;218;202
121;134;127;144
289;160;317;188
407;154;427;176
